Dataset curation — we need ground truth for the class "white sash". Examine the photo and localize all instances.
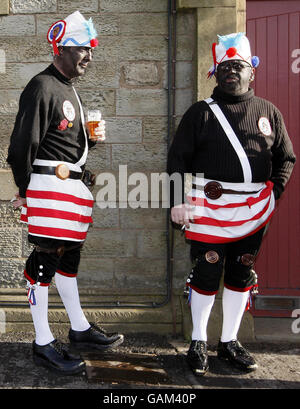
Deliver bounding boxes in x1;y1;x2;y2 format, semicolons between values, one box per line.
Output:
72;86;88;168
204;97;252;183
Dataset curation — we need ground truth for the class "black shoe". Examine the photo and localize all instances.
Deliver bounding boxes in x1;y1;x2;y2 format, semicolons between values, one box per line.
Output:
69;322;124;351
186;340;209;376
217;340;258;371
32;339;86;375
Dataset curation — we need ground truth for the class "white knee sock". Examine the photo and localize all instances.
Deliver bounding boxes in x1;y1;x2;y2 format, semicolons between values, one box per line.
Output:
221;287;250;342
28;283;55;346
54;273;90;332
191;289;215;341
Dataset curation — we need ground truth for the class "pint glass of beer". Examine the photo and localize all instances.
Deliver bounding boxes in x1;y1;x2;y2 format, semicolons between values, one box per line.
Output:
86;109;101;138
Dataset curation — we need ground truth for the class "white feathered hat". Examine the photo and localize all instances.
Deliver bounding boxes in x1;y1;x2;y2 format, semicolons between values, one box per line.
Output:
47;11;98;55
207;32;259;79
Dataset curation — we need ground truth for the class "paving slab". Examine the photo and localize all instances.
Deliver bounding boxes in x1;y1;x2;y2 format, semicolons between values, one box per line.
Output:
0;330;299;397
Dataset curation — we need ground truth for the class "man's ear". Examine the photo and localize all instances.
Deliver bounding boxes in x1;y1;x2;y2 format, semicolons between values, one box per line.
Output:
250;68;255;82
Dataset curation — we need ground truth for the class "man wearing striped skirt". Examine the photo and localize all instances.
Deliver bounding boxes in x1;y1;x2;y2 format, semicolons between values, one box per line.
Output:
167;33;296;375
7;11;123;375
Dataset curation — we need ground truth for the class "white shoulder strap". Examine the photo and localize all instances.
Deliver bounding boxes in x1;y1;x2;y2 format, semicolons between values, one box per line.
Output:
72;86;88;167
204;97;252;183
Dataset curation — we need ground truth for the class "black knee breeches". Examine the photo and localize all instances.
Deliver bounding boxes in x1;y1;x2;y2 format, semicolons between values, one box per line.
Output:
187;227;265;295
24;236;82;286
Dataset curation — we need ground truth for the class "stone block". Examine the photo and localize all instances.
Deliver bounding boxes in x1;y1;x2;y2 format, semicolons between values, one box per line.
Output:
0;37;52;63
0;63;48;90
93;36;168;62
119;207;166;229
176;35;194;61
114;257;166;290
77;258;115;288
78;89;116;117
114;257;165;276
136;230;167;259
57;0;99;13
175;61;194;89
0;258;25;287
0;203;22;227
0;115;15;141
117;89;167;116
76;61;119;89
121;62;161;87
0;228;22;258
143;116;168;144
85;142;111;171
0;0;9;15
111;143;167;172
0;15;35;36
91;206;119;228
0;170;17;200
91;14;119;36
176;9;196;36
175;88;194;116
100;0;167;13
120;13;167;35
82;229;136;258
0;90;21;115
114;272;167;290
104;118;142;144
11;0;57;13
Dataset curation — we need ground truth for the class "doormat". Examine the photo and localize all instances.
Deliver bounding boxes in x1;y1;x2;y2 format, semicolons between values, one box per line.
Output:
84;352;170;385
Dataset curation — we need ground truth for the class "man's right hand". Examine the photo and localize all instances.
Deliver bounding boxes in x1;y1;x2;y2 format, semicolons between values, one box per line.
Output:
11;194;26;209
171;203;194;228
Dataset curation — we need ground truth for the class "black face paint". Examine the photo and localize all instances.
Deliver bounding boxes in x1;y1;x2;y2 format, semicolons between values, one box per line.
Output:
57;46;93;79
215;60;253;96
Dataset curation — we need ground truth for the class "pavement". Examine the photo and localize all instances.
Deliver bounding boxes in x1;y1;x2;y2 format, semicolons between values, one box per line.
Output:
0;328;300;401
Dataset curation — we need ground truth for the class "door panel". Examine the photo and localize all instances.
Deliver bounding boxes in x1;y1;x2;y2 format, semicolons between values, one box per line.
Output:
247;1;300;316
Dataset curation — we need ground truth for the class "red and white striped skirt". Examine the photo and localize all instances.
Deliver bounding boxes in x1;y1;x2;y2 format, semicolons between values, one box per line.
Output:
185;177;275;243
20;162;94;242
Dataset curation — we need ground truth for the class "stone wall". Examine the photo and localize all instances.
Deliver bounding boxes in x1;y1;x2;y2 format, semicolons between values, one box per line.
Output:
0;0;195;295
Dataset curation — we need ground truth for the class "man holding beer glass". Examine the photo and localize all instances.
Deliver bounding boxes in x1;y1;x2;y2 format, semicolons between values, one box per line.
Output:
7;11;123;375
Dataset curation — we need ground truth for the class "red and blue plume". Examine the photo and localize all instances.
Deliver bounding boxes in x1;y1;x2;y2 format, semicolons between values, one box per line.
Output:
207;42;217;79
84;18;99;48
251;56;260;68
47;20;66;55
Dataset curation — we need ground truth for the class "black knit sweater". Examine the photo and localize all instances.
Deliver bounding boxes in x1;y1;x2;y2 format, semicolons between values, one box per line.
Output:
7;64;95;198
167;86;296;206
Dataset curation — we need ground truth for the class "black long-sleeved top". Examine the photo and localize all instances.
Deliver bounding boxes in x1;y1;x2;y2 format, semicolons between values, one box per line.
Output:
7;64;95;197
167;87;296;207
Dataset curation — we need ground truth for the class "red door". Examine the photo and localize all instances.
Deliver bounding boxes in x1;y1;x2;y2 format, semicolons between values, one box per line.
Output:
247;1;300;316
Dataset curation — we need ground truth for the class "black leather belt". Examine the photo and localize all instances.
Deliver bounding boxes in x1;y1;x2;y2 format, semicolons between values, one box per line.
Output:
32;165;83;180
192;181;259;200
35;243;83;257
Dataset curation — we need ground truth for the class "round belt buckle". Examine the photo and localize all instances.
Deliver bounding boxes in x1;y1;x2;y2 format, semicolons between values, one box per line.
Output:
55;164;70;180
241;254;255;266
205;250;219;264
204;181;223;200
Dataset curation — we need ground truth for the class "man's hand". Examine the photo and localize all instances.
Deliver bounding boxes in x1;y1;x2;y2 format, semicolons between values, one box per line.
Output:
171;203;194;228
89;119;106;142
11;194;26;209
